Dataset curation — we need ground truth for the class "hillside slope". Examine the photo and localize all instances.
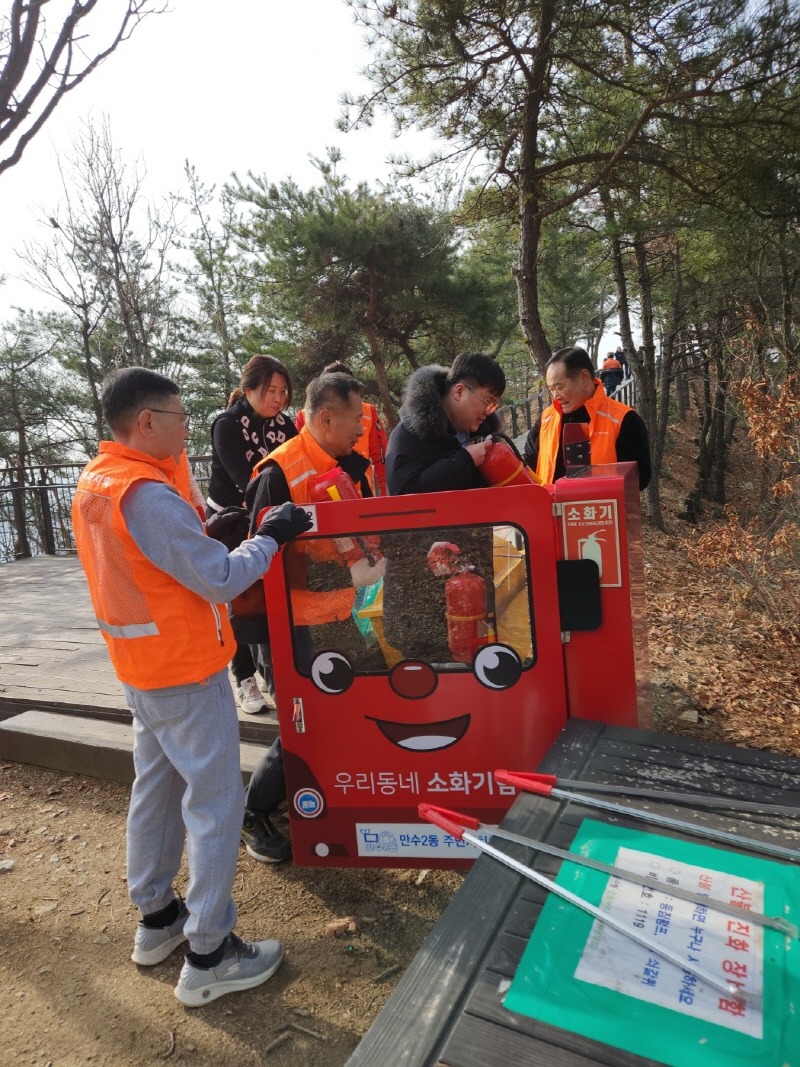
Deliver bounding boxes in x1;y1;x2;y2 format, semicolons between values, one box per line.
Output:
644;416;800;755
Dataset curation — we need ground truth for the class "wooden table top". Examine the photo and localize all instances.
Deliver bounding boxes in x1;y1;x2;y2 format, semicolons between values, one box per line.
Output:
346;717;800;1067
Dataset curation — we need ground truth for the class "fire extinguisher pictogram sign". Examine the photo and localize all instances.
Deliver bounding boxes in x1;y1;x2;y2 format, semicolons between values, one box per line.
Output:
561;499;622;587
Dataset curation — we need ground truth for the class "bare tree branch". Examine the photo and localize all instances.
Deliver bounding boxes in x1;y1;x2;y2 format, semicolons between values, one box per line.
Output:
0;0;166;177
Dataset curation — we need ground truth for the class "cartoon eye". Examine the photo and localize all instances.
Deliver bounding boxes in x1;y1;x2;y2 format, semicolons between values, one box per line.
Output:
310;651;354;694
473;644;522;690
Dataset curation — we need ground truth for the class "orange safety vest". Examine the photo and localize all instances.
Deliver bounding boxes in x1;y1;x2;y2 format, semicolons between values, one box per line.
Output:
536;381;631;484
72;441;234;689
254;428;359;627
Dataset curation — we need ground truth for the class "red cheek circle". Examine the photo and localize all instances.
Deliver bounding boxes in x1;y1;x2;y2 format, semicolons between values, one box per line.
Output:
389;660;438;700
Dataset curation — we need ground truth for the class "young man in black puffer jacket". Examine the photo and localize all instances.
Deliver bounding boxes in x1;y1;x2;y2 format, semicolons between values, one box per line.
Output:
383;352;506;661
385;352;506;496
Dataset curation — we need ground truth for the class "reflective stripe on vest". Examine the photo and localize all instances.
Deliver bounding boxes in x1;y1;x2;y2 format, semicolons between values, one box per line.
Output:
98;619;159;638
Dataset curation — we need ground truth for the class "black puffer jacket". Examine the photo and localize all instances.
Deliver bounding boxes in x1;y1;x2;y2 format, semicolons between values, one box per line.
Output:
383;365;500;661
385;365;501;496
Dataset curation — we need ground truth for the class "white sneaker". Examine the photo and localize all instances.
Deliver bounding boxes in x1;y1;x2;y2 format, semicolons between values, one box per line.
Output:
235;676;267;715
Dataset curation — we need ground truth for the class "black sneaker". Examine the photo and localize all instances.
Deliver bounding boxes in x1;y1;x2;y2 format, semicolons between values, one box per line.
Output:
241;813;291;863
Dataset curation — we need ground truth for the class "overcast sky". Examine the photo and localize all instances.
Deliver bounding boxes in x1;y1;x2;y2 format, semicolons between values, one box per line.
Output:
0;1;625;356
0;0;437;312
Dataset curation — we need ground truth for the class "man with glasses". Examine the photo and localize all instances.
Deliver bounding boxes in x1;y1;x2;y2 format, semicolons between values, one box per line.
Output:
385;351;506;495
72;367;312;1006
383;352;506;659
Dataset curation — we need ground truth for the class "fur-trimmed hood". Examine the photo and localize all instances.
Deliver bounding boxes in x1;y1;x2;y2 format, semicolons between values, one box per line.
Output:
399;364;501;441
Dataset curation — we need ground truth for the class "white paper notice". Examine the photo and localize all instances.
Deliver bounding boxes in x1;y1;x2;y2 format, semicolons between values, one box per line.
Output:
574;847;765;1037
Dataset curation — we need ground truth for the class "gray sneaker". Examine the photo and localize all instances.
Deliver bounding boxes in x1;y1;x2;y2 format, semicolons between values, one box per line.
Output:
175;933;284;1007
131;899;189;965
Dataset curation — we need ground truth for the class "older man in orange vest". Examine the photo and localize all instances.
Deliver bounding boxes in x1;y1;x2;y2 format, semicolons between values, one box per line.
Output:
240;372;385;863
72;367;311;1006
524;346;651;489
294;360;389;495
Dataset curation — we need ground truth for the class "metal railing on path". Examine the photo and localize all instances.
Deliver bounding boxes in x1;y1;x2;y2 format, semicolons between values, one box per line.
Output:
0;456;212;565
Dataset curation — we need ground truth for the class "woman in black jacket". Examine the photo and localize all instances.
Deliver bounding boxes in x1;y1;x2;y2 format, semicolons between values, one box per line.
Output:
208;354;297;715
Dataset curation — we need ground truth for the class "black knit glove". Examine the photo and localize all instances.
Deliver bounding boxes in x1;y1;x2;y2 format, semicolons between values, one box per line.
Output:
204;506;250;550
255;502;314;546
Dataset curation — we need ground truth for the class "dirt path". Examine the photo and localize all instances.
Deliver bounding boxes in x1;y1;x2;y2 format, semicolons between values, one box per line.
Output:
0;762;461;1066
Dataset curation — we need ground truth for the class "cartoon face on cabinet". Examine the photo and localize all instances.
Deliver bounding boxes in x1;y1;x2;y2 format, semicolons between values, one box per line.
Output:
261;486;568;868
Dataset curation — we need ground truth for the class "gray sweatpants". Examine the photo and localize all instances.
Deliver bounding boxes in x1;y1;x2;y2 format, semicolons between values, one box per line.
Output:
123;668;244;955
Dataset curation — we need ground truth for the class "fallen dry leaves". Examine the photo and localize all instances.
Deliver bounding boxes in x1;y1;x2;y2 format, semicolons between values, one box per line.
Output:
322;916;361;938
643;419;800;757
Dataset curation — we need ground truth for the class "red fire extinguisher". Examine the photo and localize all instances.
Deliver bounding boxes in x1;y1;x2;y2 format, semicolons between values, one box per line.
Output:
308;466;360;503
445;567;488;664
481;434;543;487
307;466;383;566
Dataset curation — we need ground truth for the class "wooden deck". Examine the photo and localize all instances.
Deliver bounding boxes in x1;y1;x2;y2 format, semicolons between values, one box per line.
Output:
0;555;129;716
0;556;276;776
347;718;800;1067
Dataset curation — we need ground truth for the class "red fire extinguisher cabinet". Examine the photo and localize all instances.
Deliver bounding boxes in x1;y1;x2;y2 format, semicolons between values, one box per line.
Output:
261;484;569;869
261;465;649;869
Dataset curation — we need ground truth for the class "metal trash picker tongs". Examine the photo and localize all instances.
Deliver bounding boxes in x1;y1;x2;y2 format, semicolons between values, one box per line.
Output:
496;770;800;866
426;804;794;939
420;802;766;1003
527;772;800;818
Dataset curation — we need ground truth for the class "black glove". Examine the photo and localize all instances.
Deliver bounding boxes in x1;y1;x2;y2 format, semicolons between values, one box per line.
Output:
204;506;250;550
255;502;314;546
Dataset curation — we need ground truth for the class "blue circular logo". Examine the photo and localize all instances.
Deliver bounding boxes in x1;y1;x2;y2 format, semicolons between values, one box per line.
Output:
294;788;324;819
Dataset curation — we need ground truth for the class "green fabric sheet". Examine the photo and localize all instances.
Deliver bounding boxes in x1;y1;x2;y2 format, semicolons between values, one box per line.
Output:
504;818;800;1066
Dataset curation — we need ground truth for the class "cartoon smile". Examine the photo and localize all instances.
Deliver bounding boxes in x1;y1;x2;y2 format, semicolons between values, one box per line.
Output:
365;713;471;752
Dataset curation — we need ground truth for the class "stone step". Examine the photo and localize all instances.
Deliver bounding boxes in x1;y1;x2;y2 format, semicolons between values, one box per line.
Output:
0;709;272;786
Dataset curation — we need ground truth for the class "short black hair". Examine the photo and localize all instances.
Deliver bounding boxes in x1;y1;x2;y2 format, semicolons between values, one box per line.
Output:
305;372;363;418
446;352;506;395
321;360;353;376
101;367;179;432
546;346;595;378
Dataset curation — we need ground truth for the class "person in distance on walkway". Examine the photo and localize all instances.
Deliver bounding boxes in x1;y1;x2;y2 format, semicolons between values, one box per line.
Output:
599;353;624;396
72;366;311;1006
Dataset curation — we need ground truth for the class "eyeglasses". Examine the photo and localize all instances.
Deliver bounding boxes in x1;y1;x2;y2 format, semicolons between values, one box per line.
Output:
463;384;500;414
147;407;191;429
